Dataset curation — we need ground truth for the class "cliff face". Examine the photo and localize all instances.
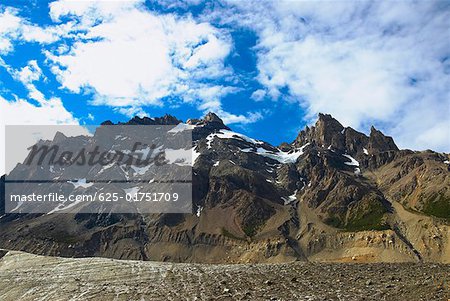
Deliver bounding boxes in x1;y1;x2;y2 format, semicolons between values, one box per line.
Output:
0;113;449;263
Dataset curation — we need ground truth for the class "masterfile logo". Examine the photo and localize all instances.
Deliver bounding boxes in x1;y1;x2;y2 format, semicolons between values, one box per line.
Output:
4;124;193;214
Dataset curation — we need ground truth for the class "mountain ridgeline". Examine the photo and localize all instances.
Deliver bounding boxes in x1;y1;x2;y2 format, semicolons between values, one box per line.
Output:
0;113;449;263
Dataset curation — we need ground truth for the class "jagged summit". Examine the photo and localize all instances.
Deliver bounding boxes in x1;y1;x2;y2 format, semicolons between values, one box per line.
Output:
101;112;229;132
368;125;399;153
294;113;398;157
294;113;344;147
187;112;229;128
101;114;182;126
125;114;182;125
186;112;230;140
53;131;68;143
203;112;223;123
101;112;398;157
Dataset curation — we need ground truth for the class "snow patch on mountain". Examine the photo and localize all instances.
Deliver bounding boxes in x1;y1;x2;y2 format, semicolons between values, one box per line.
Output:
242;143;310;164
68;179;93;189
10;201;24;213
99;162;116;174
124;186;140;195
165;148;193;166
196;205;203;217
168;123;195;133
282;190;297;205
206;129;264;149
343;154;359;167
192;146;201;165
130;164;151;175
343;154;361;175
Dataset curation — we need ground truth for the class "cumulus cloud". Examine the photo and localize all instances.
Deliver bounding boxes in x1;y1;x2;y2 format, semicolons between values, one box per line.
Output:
44;0;254;121
7;60;48;103
0;60;84;175
115;106;148;118
220;110;263;125
0;96;78;125
0;7;67;54
187;84;262;124
250;89;266;101
0;96;84;174
215;0;450;151
0;8;22;54
16;60;43;84
0;0;264;146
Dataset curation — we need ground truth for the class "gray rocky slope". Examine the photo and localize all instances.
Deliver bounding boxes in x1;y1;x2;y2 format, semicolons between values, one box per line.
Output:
0;113;449;263
0;249;449;301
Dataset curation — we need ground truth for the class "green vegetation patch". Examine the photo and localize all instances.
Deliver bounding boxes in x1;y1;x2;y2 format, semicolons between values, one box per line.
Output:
325;200;390;232
422;194;450;220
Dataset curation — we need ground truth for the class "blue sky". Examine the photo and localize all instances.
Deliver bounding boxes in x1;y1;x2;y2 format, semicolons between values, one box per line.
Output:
1;0;449;166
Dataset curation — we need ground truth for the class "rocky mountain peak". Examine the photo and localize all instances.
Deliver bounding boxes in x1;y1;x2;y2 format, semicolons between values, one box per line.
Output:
368;126;399;153
317;113;344;129
187;112;228;128
315;113;345;143
155;114;182;125
129;114;181;125
203;112;223;123
294;113;345;149
53;131;67;143
188;112;230;141
102;114;182;126
293;113;400;157
124;116;156;125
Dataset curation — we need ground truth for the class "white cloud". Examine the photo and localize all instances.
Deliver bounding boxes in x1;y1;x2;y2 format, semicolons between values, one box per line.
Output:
0;7;65;54
0;7;22;53
16;60;43;84
0;59;84;175
0;96;77;125
44;0;246;119
1;2;263;129
250;89;266;101
0;96;84;175
216;0;450;151
1;59;48;104
219;110;263;125
115;106;148;118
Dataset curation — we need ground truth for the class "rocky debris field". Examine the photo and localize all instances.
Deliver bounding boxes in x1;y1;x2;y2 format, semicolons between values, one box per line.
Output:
0;250;448;301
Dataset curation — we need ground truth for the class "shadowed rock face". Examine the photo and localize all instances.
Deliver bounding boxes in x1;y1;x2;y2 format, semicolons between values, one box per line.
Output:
368;126;399;153
295;113;346;148
0;113;448;263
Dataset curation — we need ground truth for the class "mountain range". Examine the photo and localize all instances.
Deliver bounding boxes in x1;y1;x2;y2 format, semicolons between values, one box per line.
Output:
0;113;449;263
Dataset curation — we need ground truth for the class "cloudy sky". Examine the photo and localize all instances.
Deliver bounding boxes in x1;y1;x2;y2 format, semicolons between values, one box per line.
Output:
1;0;449;172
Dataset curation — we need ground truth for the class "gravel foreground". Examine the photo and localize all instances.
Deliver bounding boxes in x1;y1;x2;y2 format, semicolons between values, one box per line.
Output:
0;250;449;301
